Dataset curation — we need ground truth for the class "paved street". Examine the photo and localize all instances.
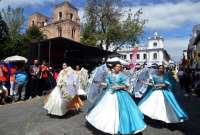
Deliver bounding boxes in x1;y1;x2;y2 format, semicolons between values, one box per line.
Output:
0;88;200;135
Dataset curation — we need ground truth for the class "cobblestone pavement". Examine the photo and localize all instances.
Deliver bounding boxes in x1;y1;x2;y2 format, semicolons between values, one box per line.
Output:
0;88;200;135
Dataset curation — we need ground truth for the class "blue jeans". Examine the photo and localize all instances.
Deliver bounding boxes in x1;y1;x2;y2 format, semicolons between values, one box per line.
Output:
15;82;27;101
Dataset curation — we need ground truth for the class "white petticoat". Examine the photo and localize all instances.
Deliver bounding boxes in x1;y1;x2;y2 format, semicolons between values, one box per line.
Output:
86;92;119;134
77;89;86;95
139;90;180;123
44;86;69;116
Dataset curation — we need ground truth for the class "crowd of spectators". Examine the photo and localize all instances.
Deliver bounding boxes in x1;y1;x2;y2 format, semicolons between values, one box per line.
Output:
0;60;57;105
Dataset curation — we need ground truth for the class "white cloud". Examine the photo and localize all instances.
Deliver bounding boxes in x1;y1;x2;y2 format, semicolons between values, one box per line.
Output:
78;8;85;21
1;0;200;31
77;4;192;62
0;0;192;62
78;1;200;30
164;37;189;61
125;1;200;30
0;0;64;9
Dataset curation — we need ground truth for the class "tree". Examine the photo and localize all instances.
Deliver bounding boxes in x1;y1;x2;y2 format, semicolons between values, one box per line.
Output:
1;6;24;38
0;13;9;58
26;25;45;41
81;0;146;51
0;13;9;43
1;6;26;56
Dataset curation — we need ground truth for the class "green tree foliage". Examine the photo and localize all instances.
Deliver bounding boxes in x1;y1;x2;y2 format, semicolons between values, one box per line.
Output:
0;5;48;59
26;25;45;41
1;6;24;38
0;6;26;57
22;25;46;57
0;13;9;43
0;13;9;58
81;0;146;51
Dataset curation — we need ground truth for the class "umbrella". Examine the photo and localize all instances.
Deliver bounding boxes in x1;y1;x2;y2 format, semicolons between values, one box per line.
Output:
107;57;129;65
4;55;28;63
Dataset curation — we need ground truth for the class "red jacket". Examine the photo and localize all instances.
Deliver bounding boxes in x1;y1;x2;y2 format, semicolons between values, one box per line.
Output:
40;65;49;78
0;64;9;81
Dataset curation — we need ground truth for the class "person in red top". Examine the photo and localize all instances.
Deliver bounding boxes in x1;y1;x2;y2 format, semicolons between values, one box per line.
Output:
0;63;9;90
53;70;59;81
38;61;51;96
40;64;49;79
0;64;4;82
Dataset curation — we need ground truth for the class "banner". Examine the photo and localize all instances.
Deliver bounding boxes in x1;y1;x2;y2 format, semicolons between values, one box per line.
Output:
129;47;138;71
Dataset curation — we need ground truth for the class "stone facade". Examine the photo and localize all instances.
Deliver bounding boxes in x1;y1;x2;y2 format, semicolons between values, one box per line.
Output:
28;1;80;42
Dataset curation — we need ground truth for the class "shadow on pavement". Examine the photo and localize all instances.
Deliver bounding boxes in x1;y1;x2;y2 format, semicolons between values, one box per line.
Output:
85;121;143;135
85;122;110;135
144;115;186;132
46;110;81;119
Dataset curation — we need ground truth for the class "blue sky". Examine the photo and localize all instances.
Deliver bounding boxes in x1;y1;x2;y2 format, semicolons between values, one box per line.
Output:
1;0;200;62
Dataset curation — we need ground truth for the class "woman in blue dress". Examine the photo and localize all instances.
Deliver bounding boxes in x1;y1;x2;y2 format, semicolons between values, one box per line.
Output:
139;65;188;123
86;63;146;134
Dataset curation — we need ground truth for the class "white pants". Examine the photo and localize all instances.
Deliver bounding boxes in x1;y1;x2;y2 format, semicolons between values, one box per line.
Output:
10;81;15;96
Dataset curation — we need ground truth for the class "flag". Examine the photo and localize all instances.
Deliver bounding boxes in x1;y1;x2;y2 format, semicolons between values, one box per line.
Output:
129;47;138;71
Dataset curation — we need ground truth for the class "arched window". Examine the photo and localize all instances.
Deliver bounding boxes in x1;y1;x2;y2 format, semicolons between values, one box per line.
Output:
42;21;44;26
32;20;35;26
153;42;157;47
70;13;73;20
143;54;147;59
72;28;76;39
58;26;62;37
153;53;157;59
137;54;140;60
130;54;133;59
59;12;62;20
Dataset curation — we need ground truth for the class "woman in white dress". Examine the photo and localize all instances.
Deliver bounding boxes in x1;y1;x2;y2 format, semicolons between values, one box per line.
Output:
44;63;82;116
74;65;88;96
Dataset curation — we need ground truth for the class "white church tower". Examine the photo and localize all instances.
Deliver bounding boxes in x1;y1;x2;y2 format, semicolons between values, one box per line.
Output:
117;32;171;66
145;32;168;66
148;32;164;49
